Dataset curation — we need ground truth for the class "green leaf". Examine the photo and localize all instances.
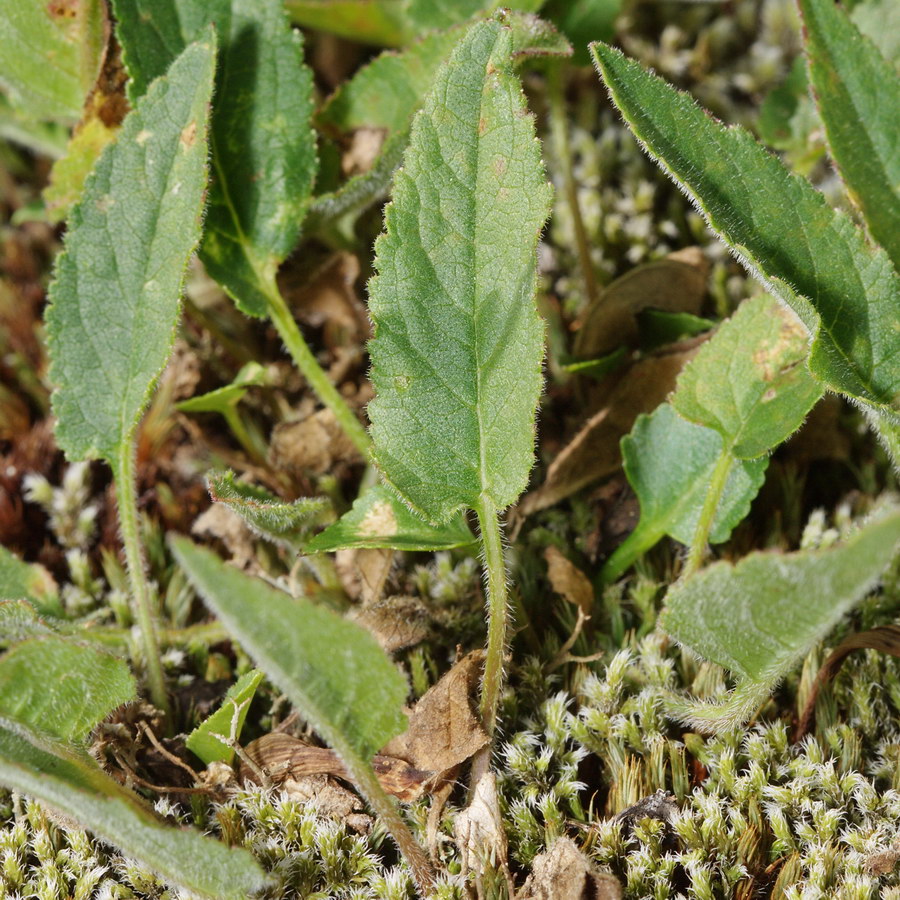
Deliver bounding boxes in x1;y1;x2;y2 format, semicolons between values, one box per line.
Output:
0;716;269;898
0;0;99;122
176;362;268;414
306;484;475;553
636;309;714;351
207;470;331;549
170;536;408;761
368;17;552;522
46;36;216;463
799;0;900;272
0;637;135;742
0;547;57;612
285;0;413;46
405;0;543;31
661;500;900;732
0;94;69;158
542;0;621;65
113;0;318;318
186;669;264;765
0;600;55;643
672;295;824;459
850;0;900;69
591;42;900;418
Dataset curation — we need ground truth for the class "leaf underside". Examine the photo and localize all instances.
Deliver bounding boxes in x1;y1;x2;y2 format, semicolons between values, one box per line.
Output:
46;36;216;463
591;42;900;417
662;501;900;732
368;18;552;522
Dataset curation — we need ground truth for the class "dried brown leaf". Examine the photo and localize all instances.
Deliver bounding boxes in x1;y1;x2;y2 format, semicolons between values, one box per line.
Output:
454;770;508;878
349;594;429;652
269;408;361;476
518;837;623;900
544;546;594;614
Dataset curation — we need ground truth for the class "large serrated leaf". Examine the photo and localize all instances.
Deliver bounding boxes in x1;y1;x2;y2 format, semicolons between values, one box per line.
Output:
672;295;823;459
113;0;318;318
661;501;900;732
591;42;900;417
0;716;269;899
368;18;552;522
170;537;408;761
0;637;135;742
46;36;215;463
799;0;900;271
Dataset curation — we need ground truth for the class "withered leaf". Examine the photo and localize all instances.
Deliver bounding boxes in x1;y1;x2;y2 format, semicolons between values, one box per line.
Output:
518;837;623;900
544;546;594;614
269;408;362;476
349;595;429;653
454;770;508;877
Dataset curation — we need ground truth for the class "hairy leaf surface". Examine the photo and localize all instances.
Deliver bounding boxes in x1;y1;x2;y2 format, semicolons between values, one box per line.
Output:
46;36;215;462
114;0;318;317
799;0;900;270
662;501;900;731
306;484;474;553
0;637;134;742
672;295;823;458
368;18;552;522
171;537;408;761
0;717;269;899
592;42;900;416
0;601;55;643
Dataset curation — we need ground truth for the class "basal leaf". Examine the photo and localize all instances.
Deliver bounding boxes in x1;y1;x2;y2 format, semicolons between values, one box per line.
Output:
170;536;408;761
186;668;263;765
799;0;900;271
0;0;96;122
0;716;269;898
591;42;900;417
46;36;215;463
0;547;57;612
207;470;331;549
368;17;552;522
0;637;134;742
672;295;824;459
661;501;900;731
114;0;318;318
305;484;474;553
600;403;767;584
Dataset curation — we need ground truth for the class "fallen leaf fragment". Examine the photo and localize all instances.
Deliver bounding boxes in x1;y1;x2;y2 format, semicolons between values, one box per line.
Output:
454;770;508;877
270;408;362;476
335;547;395;604
518;837;622;900
544;546;594;614
349;594;429;652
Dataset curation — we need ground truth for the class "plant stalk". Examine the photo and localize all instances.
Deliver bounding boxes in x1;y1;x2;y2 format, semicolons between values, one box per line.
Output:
599;525;665;586
263;279;372;458
112;444;170;719
684;450;733;578
475;495;510;737
546;63;600;311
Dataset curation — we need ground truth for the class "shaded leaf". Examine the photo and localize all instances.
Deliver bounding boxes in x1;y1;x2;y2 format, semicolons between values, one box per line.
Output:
799;0;900;270
661;501;900;732
0;717;269;899
306;484;474;553
543;0;622;66
0;637;134;742
47;36;216;463
672;295;824;459
636;308;715;351
591;42;900;418
186;669;264;765
368;17;552;522
170;536;408;762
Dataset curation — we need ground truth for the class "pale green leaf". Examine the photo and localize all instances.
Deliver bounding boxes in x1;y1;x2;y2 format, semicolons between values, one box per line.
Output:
46;36;216;463
0;716;269;898
0;547;57;612
661;501;900;732
0;637;135;742
305;484;474;553
207;470;331;549
405;0;543;32
591;42;900;417
0;600;54;643
285;0;413;46
850;0;900;69
0;0;95;122
368;17;552;522
170;536;408;761
0;94;69;158
600;403;767;584
114;0;318;318
186;669;263;765
672;295;824;459
799;0;900;271
176;362;268;414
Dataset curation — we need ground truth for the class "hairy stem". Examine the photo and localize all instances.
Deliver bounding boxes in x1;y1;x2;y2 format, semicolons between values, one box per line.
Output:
264;279;372;458
546;64;600;311
868;410;900;474
684;450;733;578
112;444;170;719
475;495;510;737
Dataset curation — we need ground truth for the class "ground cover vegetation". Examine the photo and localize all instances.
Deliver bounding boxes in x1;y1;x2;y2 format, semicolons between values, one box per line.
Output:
0;0;899;896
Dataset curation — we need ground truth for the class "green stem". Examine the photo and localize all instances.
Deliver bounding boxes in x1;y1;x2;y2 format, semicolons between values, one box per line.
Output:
868;409;900;473
222;407;268;466
343;752;435;896
684;450;733;578
112;445;170;719
62;621;227;651
546;63;600;311
599;525;665;586
263;279;372;459
475;495;510;737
